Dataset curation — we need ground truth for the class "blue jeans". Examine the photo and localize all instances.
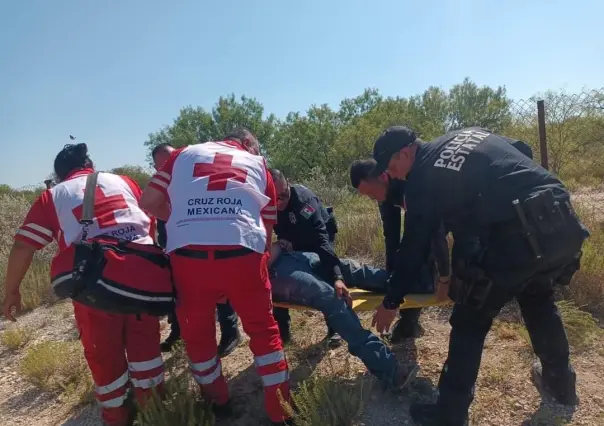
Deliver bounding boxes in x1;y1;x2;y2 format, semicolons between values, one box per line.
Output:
270;252;399;386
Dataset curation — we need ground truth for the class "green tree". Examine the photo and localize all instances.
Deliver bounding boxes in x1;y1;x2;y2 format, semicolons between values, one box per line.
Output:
447;78;512;133
267;105;342;180
536;89;604;179
110;165;152;188
143;94;278;164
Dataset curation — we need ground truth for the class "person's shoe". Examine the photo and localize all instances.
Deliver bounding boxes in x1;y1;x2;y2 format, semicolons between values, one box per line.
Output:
325;327;343;348
531;361;579;405
279;324;292;345
410;403;468;426
390;319;424;343
160;334;180;353
391;362;419;392
217;330;242;358
211;400;233;418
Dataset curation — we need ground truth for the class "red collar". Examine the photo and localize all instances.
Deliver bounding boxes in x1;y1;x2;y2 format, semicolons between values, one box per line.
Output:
64;168;95;181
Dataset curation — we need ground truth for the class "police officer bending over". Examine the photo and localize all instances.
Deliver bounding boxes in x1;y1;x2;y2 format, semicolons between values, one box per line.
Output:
270;169;344;346
350;160;451;341
370;126;589;426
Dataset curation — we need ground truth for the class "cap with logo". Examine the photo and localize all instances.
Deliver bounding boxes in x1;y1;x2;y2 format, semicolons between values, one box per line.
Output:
371;126;417;176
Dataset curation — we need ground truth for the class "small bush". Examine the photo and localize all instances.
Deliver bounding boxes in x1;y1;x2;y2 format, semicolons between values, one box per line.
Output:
557;300;603;350
135;342;215;426
282;359;369;426
566;209;604;316
20;341;93;405
0;326;33;350
517;301;603;352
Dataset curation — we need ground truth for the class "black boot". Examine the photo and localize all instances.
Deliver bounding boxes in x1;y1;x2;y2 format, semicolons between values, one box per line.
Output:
410;403;468;426
218;329;242;358
390;318;424;343
211;400;234;418
531;361;579;405
160;331;180;353
279;323;292;345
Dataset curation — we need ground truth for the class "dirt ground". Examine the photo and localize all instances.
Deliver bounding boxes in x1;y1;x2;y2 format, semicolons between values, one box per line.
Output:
1;303;603;426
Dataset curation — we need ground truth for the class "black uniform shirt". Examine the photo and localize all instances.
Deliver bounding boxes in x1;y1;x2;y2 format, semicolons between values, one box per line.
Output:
379;178;450;277
157;219;167;249
274;184;342;282
384;127;568;308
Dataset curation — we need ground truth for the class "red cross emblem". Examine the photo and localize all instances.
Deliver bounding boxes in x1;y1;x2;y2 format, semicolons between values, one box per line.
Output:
72;186;129;229
193;153;248;191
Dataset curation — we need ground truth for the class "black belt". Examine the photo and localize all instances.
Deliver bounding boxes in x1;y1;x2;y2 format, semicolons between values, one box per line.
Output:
173;246;253;260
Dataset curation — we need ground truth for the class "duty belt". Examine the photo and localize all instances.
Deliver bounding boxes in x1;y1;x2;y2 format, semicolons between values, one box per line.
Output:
173;246;253;260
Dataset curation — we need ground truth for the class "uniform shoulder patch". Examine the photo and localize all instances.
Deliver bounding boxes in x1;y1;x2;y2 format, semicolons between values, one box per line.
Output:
300;203;316;219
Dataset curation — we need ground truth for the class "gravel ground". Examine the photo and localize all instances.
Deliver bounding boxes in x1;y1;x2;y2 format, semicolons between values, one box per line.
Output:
1;305;603;426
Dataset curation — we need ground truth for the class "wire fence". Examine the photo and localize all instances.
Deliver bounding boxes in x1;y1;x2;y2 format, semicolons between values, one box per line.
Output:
506;88;604;182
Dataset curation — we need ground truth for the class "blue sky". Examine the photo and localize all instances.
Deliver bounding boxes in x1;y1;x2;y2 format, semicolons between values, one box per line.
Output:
1;0;602;188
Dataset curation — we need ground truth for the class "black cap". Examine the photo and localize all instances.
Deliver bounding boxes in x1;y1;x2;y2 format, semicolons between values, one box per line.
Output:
371;126;417;176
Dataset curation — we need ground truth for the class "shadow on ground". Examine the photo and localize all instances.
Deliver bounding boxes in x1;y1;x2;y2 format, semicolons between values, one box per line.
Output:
0;386;56;418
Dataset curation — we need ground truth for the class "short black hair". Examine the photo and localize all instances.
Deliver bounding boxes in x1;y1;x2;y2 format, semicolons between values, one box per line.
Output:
349;159;378;188
151;143;174;160
268;168;286;183
54;143;94;182
224;127;254;143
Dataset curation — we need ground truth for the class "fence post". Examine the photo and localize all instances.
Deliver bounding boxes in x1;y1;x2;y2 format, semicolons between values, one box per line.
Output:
537;100;548;170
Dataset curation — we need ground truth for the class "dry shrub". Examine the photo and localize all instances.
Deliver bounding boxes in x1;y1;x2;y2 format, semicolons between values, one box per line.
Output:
0;326;34;350
134;342;215;426
516;301;603;352
282;358;369;426
565;208;604;317
20;340;94;406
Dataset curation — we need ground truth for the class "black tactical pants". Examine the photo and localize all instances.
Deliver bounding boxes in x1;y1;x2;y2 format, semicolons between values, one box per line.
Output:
167;301;239;340
437;280;574;426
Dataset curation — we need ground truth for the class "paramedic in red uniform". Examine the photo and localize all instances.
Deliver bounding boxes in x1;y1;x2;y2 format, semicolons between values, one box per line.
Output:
2;144;164;426
141;128;292;425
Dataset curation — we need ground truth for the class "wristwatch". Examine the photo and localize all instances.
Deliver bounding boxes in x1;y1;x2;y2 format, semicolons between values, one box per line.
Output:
382;297;400;310
334;274;345;282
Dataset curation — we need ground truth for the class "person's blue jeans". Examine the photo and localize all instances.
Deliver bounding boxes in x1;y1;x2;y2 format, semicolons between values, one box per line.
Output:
270;252;399;386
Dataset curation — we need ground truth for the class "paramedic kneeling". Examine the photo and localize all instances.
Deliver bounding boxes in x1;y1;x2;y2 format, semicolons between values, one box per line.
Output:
140;128;291;426
2;143;164;426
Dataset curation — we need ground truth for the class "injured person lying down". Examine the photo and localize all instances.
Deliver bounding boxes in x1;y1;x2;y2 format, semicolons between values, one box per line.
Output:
267;244;434;391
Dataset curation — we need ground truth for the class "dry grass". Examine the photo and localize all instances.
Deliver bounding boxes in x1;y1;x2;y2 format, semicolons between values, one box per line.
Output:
19;340;94;406
0;325;34;350
134;342;215;426
565;209;604;317
0;193;55;313
283;357;370;426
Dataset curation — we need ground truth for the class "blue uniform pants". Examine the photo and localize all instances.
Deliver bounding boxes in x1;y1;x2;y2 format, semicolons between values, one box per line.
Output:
270;252;399;386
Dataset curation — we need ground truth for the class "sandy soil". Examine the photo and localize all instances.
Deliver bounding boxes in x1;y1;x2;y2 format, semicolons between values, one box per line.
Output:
1;303;603;426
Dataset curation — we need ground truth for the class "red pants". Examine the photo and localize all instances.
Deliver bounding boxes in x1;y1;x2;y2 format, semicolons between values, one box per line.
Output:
74;302;164;426
171;246;291;423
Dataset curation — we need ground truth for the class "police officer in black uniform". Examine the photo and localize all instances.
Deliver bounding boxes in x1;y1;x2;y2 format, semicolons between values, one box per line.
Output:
369;126;588;426
269;169;343;345
152;143;242;356
350;160;451;340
